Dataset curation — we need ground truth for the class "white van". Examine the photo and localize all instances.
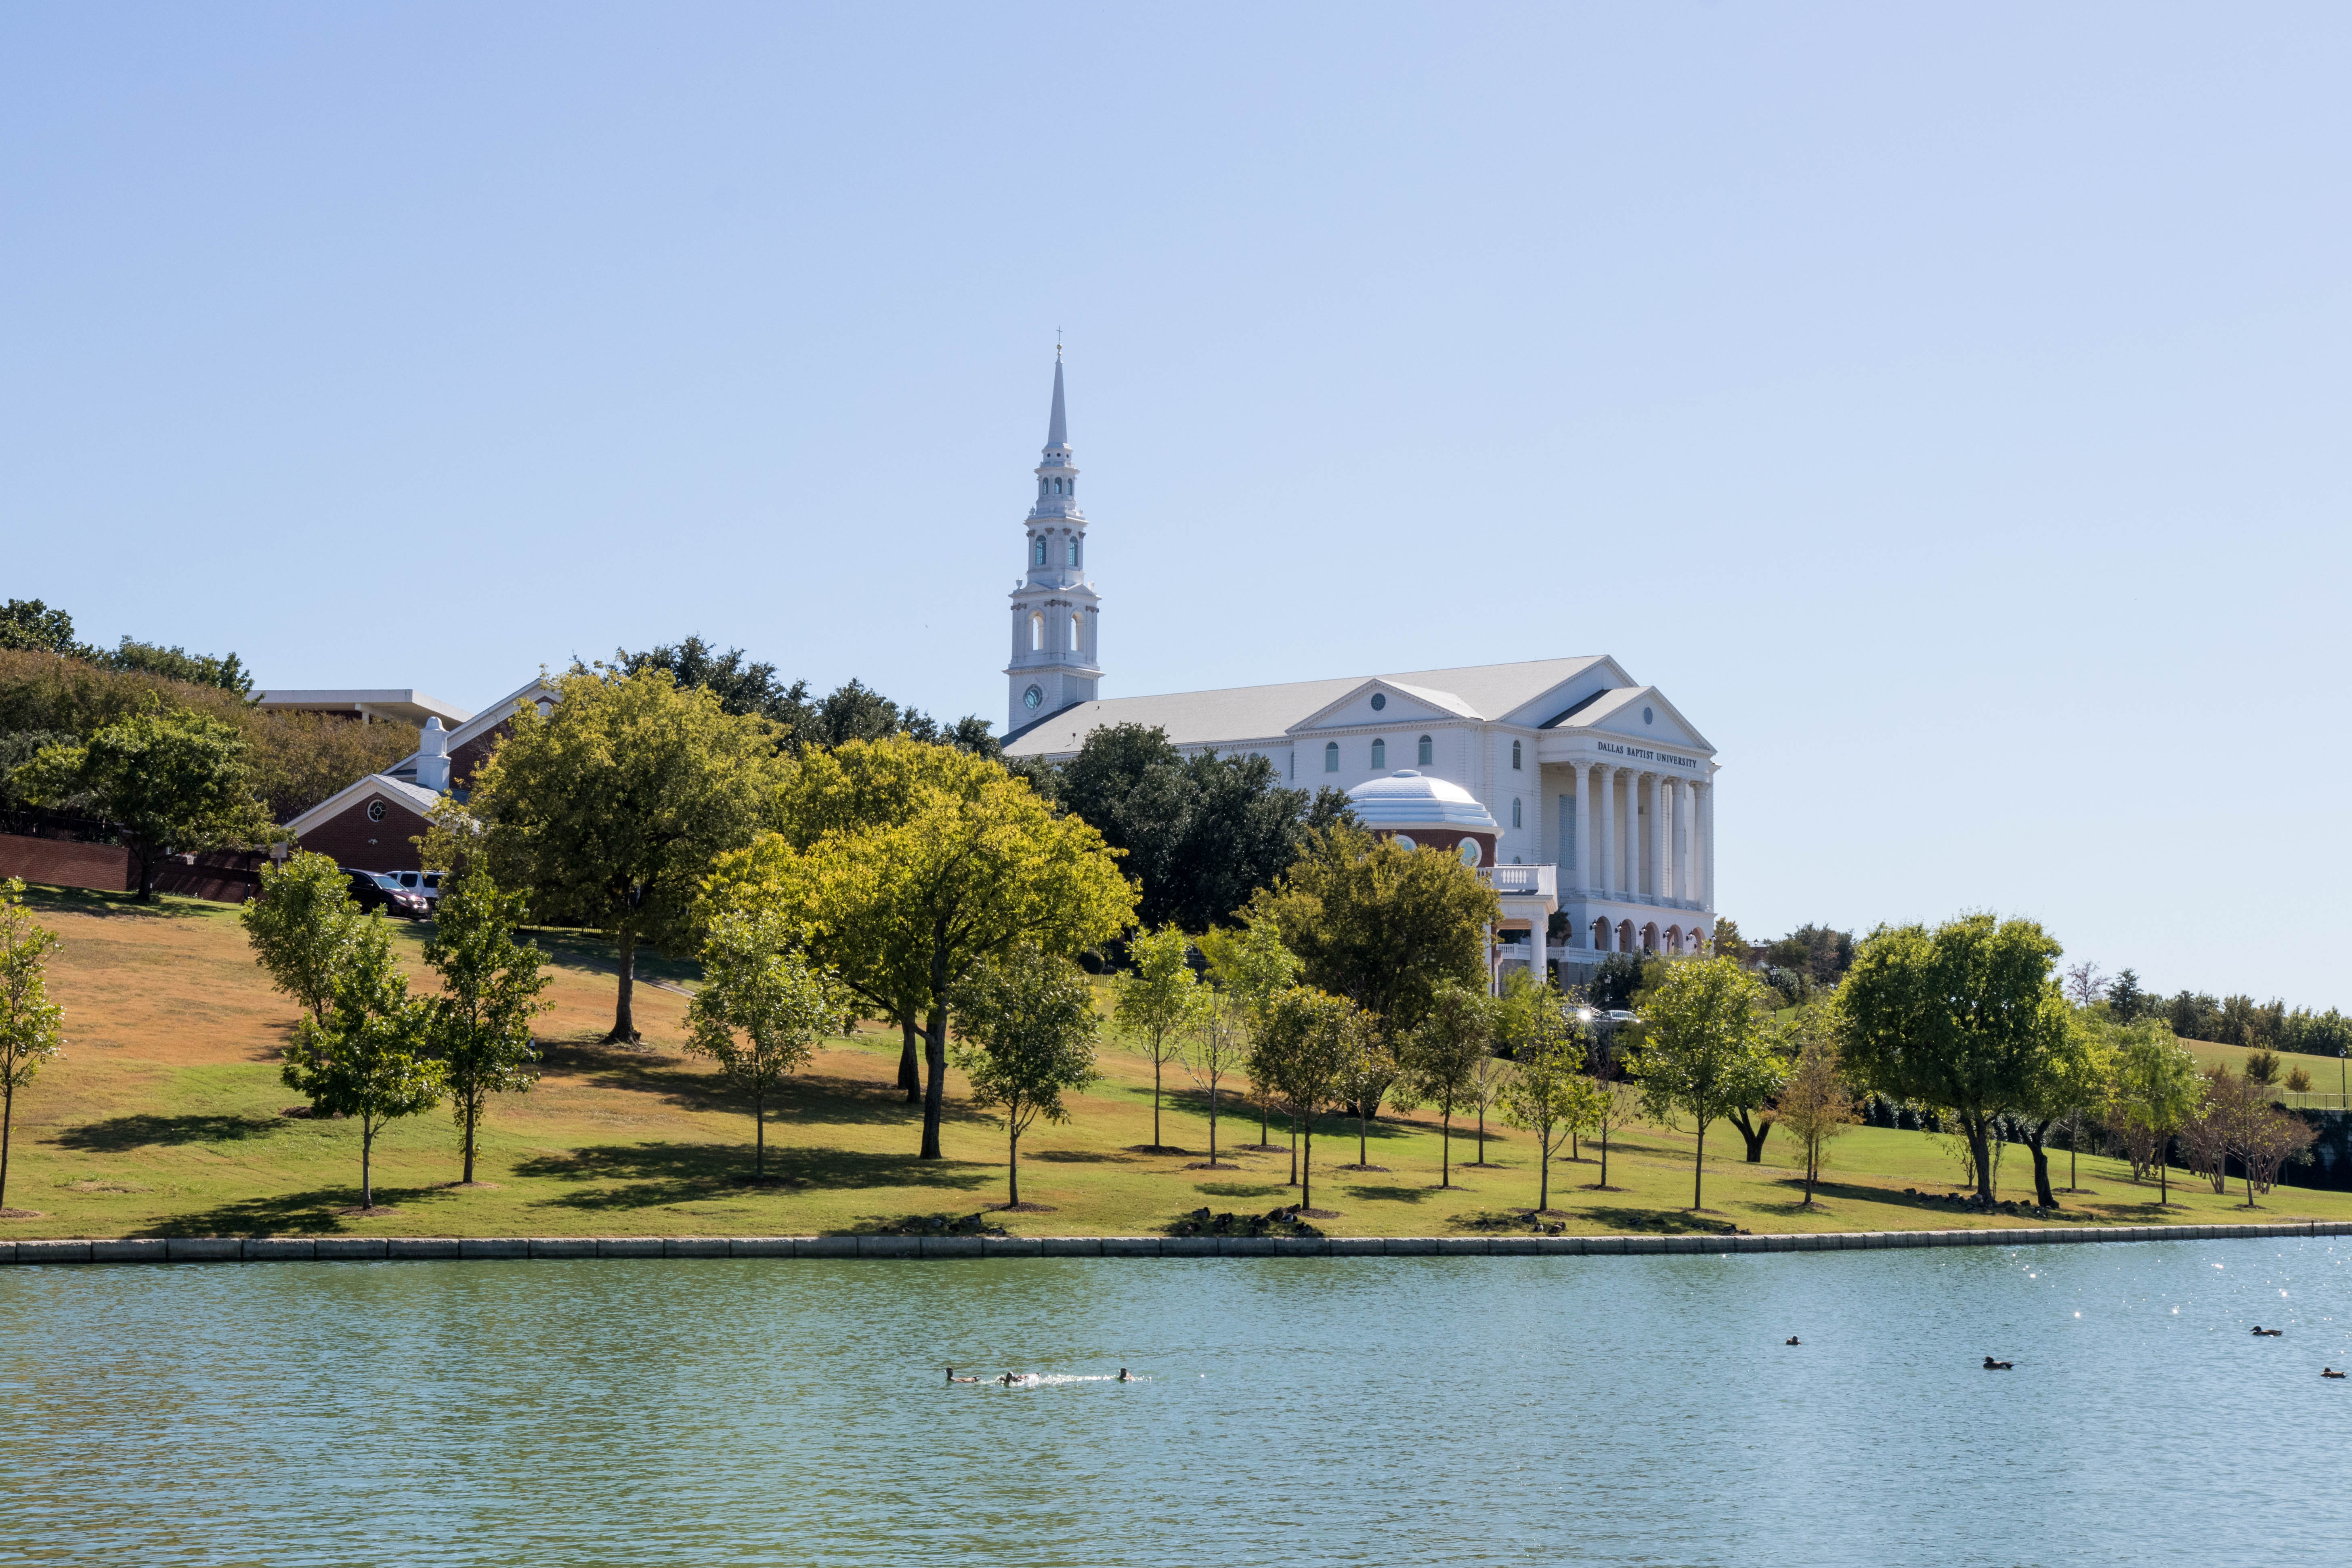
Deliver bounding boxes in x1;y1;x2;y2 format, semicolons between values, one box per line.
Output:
386;870;444;905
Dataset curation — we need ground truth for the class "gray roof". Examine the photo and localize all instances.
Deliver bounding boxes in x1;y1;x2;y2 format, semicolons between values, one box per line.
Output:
1003;655;1622;757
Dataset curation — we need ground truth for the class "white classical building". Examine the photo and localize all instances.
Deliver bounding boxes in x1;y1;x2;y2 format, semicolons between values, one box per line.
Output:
997;358;1719;979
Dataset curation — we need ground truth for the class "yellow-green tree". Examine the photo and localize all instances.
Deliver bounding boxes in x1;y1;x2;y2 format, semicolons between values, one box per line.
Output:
949;942;1102;1208
1774;1012;1855;1207
2013;1012;2108;1208
1401;982;1494;1189
1253;986;1365;1213
1200;920;1301;1148
242;850;362;1022
707;744;1134;1159
1499;1004;1593;1214
1632;956;1783;1211
2109;1016;2203;1206
430;668;788;1043
686;909;836;1181
280;915;443;1210
422;870;552;1184
0;880;65;1213
1114;924;1202;1153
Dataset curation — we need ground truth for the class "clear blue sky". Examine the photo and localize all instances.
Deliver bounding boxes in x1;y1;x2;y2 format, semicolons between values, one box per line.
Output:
6;4;2348;1009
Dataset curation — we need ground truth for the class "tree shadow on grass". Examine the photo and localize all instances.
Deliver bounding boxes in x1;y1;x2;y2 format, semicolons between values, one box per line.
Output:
1579;1204;1744;1236
131;1185;448;1237
1194;1181;1288;1199
1029;1150;1132;1163
20;886;221;924
509;1141;990;1211
55;1113;284;1152
1343;1184;1435;1205
556;1047;986;1131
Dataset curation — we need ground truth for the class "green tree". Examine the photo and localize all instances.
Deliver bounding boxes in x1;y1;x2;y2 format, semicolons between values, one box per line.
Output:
0;880;65;1212
423;871;552;1184
1337;1028;1407;1168
241;850;363;1022
1246;823;1498;1046
1114;924;1202;1152
1181;987;1247;1168
280;917;444;1209
15;706;275;900
615;636;814;731
0;599;79;655
432;667;788;1043
1774;1012;1855;1207
949;942;1102;1208
1632;956;1783;1211
2013;1013;2109;1208
1402;983;1493;1188
710;738;1135;1160
1254;987;1364;1213
686;909;836;1181
92;637;252;695
2110;1017;2203;1206
1200;920;1301;1148
1835;914;2073;1206
1587;1076;1639;1191
1049;722;1354;932
1499;1004;1592;1214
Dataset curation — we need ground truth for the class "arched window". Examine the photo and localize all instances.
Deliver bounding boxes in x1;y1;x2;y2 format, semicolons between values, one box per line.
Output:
1030;613;1043;651
1033;537;1047;567
1511;739;1523;770
1370;738;1386;769
1512;797;1522;828
1417;735;1433;766
1323;741;1339;773
1067;538;1081;567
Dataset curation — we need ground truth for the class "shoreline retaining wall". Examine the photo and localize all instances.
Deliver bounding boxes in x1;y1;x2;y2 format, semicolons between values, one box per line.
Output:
4;1220;2349;1264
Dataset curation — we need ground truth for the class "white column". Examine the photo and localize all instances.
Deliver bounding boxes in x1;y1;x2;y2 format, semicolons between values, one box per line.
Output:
1526;765;1542;866
1702;777;1716;910
1672;778;1691;903
1598;766;1617;898
1645;772;1664;903
1579;762;1597;895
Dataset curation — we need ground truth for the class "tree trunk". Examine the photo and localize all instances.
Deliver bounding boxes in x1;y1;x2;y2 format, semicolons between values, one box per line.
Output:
361;1115;376;1209
1009;1125;1021;1207
2025;1122;2055;1209
1538;1135;1550;1212
1259;1091;1270;1147
1730;1108;1772;1163
1692;1120;1706;1210
1474;1102;1489;1166
1440;1109;1452;1188
1357;1104;1367;1167
897;1016;921;1102
1301;1115;1313;1211
134;842;160;903
921;1002;948;1160
608;929;640;1043
1599;1125;1609;1190
1966;1113;1994;1205
1208;1081;1219;1165
1152;1051;1163;1149
1;1079;13;1209
462;1096;477;1184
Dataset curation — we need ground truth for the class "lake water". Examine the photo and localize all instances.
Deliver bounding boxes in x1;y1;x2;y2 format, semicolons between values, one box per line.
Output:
5;1241;2350;1567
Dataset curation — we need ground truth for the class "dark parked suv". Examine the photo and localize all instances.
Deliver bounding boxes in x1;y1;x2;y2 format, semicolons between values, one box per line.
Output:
343;868;430;921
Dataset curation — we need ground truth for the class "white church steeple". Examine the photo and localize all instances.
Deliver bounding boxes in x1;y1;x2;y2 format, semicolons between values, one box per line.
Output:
1005;347;1102;734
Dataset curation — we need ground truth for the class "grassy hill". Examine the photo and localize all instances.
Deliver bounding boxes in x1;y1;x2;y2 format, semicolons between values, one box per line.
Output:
6;883;2350;1240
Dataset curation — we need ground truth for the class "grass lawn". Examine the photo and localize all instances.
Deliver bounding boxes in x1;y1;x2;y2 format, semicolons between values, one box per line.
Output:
7;883;2352;1241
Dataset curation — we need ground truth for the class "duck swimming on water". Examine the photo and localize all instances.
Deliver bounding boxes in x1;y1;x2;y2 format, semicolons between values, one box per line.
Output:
2252;1326;2284;1337
945;1366;979;1384
1785;1337;1801;1346
2324;1368;2346;1379
1983;1356;2014;1370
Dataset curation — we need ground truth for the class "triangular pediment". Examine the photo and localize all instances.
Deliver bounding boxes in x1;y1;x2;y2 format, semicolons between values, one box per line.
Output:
1563;686;1712;754
1288;678;1480;734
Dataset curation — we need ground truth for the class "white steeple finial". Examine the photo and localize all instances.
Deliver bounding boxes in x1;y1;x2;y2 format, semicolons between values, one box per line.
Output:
1004;349;1100;735
1046;350;1068;451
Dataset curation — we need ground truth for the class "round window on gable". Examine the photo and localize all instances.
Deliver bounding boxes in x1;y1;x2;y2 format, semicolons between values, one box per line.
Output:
366;800;387;823
1369;693;1387;712
1643;706;1654;725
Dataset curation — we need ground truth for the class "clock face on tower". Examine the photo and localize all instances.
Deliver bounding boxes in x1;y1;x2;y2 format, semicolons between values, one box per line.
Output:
1023;685;1044;711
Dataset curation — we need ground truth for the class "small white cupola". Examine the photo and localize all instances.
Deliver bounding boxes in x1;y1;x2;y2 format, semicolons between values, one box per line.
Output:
415;716;451;793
